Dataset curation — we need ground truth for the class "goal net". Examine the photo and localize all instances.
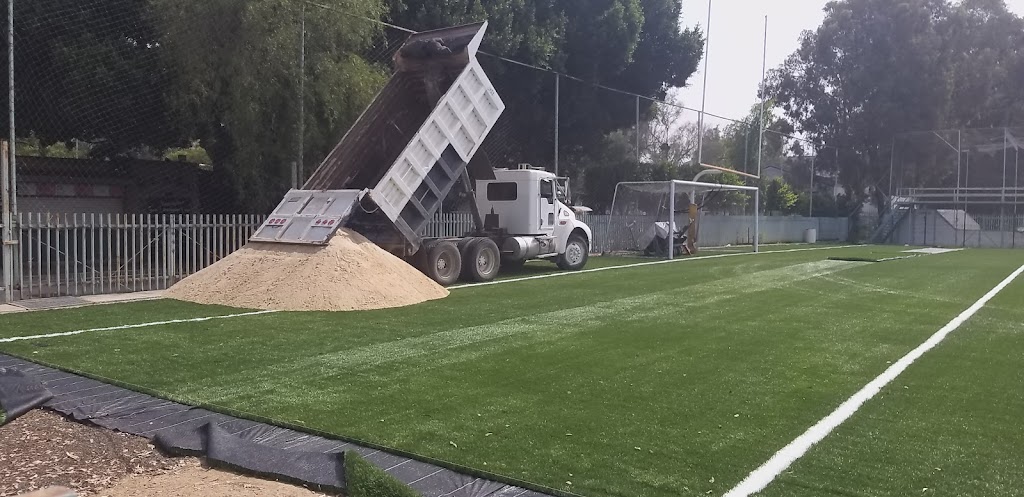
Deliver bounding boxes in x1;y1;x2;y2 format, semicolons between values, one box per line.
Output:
603;180;760;258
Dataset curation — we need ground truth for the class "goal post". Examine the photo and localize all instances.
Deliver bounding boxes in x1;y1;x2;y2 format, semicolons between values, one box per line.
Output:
604;180;760;259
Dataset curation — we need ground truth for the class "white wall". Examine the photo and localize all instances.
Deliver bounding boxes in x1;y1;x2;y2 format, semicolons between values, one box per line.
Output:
696;215;849;246
891;210;1024;248
583;213;849;250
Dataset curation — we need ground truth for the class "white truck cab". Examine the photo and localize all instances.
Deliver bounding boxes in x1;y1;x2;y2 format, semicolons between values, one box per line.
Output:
475;166;592;270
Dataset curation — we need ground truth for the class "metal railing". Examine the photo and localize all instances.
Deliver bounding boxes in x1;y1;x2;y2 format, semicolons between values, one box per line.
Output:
896;187;1024;205
1;211;854;302
3;213;265;301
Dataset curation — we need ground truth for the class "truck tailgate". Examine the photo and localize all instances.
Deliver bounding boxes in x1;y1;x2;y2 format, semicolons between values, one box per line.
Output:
249;190;361;245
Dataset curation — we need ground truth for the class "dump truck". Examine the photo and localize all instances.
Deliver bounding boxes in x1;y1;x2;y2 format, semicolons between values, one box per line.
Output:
249;22;592;286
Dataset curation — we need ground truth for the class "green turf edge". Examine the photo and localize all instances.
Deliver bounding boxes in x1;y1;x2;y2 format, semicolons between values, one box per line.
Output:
0;350;583;497
346;451;422;497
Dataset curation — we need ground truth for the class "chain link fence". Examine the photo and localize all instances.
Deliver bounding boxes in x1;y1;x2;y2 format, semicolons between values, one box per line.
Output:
1;0;851;302
883;127;1023;248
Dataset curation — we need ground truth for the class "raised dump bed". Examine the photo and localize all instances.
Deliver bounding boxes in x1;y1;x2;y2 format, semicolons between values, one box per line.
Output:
251;22;505;256
251;22;592;287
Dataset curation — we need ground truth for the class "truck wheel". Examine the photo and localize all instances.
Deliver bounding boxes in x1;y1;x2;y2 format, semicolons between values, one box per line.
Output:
557;234;589;271
425;241;462;286
458;238;482;281
457;237;476;254
465;238;500;282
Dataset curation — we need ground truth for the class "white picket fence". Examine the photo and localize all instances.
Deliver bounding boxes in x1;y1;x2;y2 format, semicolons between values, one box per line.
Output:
0;212;477;301
0;211;850;302
4;213;264;300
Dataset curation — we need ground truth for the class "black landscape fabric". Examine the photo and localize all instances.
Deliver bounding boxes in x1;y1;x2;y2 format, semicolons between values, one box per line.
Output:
0;368;54;424
0;354;555;497
156;422;347;492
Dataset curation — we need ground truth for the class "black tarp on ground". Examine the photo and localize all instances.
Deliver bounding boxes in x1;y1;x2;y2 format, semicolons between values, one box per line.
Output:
0;367;53;424
0;354;554;497
155;422;347;493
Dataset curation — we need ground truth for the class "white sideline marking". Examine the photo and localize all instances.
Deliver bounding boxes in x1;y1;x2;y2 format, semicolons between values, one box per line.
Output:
450;245;861;289
724;263;1024;497
0;310;279;344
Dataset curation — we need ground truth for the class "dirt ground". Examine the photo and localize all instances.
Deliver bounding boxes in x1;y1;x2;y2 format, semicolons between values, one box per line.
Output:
0;410;326;497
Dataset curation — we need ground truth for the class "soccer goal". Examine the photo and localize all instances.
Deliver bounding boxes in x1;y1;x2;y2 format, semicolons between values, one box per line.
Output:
603;179;760;259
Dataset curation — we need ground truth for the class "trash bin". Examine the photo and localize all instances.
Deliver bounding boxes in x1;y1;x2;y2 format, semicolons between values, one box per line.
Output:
804;228;818;244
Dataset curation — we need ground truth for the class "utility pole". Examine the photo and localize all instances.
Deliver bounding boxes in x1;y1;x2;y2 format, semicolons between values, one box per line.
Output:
295;3;306;188
809;154;815;217
756;15;768;179
554;75;559;177
3;0;15;303
697;0;712;165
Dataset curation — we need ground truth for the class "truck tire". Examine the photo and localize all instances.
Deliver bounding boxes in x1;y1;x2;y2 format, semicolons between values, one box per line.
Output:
425;241;462;286
464;238;500;282
457;237;476;254
458;238;480;280
557;234;589;271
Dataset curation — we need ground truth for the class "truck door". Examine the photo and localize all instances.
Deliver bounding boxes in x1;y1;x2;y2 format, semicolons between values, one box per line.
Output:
539;179;556;234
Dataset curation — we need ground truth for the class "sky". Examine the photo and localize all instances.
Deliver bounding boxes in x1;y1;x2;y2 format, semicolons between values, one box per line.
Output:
675;0;1024;122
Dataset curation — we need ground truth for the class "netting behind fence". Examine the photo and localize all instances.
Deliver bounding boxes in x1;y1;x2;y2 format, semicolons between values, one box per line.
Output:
885;127;1023;248
3;1;858;302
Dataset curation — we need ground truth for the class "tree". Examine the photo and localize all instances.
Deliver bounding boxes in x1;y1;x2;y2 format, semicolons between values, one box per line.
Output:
717;101;791;176
640;100;698;166
945;0;1024;128
768;0;954;212
4;0;182;156
390;0;704;180
6;0;705;213
151;0;388;211
578;123;752;213
767;0;1024;215
761;177;799;215
18;136;92;159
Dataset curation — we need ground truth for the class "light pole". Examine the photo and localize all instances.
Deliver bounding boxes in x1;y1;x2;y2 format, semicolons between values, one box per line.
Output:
697;0;713;166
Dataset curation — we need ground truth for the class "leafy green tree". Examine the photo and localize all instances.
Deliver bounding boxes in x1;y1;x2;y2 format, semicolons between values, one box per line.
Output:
4;0;181;156
164;142;213;164
151;0;388;211
390;0;704;179
945;0;1024;128
767;0;1024;215
768;0;954;212
18;136;92;159
717;101;790;176
761;177;799;215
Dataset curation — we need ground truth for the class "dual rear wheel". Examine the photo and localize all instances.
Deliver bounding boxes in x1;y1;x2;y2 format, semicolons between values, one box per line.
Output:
419;238;500;286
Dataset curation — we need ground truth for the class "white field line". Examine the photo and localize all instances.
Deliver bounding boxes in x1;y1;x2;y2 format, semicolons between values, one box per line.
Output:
450;245;862;290
0;310;279;344
724;263;1024;497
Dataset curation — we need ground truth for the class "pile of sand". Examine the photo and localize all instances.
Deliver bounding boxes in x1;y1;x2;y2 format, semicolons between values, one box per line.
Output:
165;229;448;311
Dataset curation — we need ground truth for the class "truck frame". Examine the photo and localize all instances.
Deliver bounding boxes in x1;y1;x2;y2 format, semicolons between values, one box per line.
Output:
249;22;591;286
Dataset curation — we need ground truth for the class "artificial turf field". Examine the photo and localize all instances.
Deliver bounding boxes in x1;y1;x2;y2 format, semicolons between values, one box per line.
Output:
1;244;1022;497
